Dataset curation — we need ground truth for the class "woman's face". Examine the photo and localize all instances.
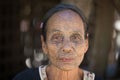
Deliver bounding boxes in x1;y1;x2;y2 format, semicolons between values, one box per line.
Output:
41;10;88;70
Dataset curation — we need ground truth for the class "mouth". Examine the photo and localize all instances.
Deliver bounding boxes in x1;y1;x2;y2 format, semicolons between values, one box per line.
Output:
59;57;74;63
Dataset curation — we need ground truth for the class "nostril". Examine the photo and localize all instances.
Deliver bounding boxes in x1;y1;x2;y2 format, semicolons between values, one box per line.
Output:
62;40;72;53
62;48;71;53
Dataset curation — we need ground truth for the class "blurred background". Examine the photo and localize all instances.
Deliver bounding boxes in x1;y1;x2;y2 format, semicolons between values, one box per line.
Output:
0;0;120;80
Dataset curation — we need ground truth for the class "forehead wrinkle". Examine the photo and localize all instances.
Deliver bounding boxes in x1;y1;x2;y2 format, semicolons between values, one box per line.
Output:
47;9;84;25
46;9;85;37
48;28;83;36
53;9;81;22
49;29;62;34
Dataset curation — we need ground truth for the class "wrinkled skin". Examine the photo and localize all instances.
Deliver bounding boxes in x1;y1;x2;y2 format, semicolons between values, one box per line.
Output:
41;9;88;80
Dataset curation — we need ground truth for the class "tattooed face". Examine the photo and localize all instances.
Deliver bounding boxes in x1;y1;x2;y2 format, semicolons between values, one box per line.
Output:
41;10;88;70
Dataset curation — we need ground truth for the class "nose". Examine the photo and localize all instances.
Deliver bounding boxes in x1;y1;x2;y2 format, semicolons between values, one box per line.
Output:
62;40;72;53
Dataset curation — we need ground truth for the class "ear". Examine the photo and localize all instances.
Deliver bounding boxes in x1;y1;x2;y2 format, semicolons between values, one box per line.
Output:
41;35;48;55
84;38;89;54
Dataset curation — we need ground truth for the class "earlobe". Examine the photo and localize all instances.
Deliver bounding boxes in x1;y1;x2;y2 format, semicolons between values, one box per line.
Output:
41;35;48;55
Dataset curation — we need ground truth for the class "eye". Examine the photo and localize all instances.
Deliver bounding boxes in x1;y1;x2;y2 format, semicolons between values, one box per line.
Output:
51;34;63;43
71;34;83;43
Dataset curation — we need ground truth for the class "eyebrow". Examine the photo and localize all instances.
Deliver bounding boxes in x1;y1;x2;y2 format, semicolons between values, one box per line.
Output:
52;29;61;32
72;31;83;35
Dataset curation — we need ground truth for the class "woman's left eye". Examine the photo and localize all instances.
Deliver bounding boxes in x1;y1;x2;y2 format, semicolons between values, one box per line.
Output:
71;34;83;43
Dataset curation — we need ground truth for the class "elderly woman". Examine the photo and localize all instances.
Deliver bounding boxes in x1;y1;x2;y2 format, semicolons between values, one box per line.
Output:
13;3;95;80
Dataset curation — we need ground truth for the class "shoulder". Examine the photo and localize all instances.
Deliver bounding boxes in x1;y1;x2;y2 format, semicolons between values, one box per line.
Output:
13;68;41;80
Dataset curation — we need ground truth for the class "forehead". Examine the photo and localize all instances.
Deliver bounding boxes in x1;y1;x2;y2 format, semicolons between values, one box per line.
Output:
46;9;84;34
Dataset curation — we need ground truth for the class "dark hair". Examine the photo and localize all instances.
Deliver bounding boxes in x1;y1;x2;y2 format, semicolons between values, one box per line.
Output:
41;3;88;41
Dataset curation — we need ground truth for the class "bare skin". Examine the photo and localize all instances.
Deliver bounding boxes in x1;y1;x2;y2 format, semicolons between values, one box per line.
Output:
41;9;88;80
46;64;83;80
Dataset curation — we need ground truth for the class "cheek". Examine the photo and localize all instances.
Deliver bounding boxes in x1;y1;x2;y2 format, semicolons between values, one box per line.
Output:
75;45;86;56
47;44;59;58
75;49;85;65
77;54;84;65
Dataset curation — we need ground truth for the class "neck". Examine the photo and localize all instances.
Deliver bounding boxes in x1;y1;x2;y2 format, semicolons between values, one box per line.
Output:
46;65;83;80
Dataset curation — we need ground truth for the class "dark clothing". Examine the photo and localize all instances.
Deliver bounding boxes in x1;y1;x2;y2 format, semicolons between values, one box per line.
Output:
13;65;96;80
13;68;41;80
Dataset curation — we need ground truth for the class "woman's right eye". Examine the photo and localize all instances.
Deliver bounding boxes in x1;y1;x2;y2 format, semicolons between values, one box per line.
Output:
51;34;63;43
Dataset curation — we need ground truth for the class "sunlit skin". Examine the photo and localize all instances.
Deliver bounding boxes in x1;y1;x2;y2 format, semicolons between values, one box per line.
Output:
41;9;88;80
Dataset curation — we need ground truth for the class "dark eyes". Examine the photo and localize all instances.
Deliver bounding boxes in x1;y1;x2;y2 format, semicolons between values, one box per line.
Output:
51;33;83;43
70;34;83;43
51;34;63;43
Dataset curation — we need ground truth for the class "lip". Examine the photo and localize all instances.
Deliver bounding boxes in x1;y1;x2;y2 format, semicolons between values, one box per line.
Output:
59;58;74;62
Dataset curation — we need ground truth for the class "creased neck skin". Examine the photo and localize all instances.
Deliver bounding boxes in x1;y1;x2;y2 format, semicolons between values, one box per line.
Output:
46;64;83;80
